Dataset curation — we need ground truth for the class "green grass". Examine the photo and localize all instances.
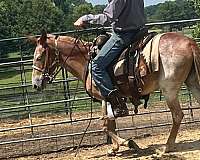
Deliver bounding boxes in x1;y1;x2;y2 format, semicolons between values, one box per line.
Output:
0;69;32;85
7;52;21;59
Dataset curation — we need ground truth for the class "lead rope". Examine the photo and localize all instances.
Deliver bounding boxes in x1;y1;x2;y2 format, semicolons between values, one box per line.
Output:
75;31;93;157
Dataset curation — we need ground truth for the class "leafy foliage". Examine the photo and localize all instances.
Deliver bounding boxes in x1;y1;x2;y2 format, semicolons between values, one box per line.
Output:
1;0;197;38
189;0;200;38
0;0;199;57
0;0;100;57
145;0;198;22
0;0;63;38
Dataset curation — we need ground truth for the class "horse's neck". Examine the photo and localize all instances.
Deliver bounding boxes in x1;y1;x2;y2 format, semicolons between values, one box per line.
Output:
56;39;89;80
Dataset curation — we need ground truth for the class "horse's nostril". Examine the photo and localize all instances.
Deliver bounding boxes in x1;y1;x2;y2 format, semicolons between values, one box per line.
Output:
33;85;38;89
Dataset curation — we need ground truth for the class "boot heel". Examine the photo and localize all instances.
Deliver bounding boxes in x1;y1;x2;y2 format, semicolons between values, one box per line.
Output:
106;89;129;118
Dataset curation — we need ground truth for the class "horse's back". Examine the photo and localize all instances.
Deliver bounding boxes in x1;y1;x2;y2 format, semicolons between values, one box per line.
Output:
142;32;197;96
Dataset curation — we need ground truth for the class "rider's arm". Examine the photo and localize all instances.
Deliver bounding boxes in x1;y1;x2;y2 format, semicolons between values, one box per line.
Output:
80;14;108;25
80;0;126;25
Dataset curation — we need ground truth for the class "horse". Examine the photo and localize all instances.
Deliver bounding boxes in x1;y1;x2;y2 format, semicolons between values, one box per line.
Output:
31;30;200;155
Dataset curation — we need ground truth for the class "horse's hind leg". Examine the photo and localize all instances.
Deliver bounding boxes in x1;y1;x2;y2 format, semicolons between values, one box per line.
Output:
161;86;184;152
185;69;200;103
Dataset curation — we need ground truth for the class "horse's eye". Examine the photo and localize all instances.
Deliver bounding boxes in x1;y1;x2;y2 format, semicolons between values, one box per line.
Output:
36;56;42;61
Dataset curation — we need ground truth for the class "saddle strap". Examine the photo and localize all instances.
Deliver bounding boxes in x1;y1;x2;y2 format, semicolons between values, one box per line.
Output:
128;50;142;105
127;32;158;107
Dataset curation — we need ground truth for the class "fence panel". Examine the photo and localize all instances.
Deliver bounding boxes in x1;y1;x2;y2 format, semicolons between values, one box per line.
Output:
0;19;200;159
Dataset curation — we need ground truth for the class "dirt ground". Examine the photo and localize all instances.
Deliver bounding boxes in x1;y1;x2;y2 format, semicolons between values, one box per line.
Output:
1;101;200;160
16;127;200;160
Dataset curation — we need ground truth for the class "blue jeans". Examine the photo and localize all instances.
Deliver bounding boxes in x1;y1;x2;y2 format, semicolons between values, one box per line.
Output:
91;29;139;97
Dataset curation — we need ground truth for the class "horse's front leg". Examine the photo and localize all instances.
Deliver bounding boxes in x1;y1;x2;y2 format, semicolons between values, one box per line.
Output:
102;101;140;155
103;118;119;155
165;96;184;153
102;101;119;155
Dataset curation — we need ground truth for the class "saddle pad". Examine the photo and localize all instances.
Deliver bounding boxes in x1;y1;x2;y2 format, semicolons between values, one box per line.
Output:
113;58;125;76
141;33;164;73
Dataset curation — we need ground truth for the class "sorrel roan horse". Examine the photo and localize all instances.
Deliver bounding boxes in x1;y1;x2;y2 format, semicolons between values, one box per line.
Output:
31;31;200;154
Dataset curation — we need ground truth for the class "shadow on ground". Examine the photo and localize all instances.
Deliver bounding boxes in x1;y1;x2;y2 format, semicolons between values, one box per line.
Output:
89;139;200;160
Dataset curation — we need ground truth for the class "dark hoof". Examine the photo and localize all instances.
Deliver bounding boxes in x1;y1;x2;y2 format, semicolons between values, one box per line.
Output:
165;143;177;153
134;107;138;114
128;139;140;151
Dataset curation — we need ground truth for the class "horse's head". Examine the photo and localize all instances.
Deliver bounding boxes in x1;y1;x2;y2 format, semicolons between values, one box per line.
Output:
31;31;58;91
31;30;91;91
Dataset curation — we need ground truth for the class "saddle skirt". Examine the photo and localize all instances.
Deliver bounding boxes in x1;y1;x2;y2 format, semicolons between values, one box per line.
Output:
111;33;164;108
114;33;163;79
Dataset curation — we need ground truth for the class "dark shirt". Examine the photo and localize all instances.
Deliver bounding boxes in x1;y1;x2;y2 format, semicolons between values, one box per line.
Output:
81;0;145;31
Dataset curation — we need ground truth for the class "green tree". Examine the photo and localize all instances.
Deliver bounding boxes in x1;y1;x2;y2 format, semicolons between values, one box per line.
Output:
155;0;197;21
0;0;101;58
72;3;93;20
145;0;198;22
93;4;106;13
0;0;66;38
0;0;66;58
145;4;160;22
189;0;200;38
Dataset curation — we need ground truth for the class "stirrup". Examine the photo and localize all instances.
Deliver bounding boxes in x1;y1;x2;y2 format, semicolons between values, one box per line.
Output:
106;89;129;118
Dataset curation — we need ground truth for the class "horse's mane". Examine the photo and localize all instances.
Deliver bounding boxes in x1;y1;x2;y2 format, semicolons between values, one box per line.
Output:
47;34;91;46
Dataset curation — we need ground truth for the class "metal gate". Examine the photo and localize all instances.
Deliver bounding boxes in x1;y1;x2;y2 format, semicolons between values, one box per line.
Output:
0;19;200;159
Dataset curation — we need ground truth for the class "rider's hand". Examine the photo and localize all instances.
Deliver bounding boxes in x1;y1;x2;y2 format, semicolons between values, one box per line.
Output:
74;18;87;28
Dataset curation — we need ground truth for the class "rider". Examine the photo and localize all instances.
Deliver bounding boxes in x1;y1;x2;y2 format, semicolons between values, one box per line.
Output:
74;0;146;117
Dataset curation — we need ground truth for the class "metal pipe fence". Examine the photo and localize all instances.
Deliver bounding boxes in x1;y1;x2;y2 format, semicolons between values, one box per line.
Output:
0;19;200;159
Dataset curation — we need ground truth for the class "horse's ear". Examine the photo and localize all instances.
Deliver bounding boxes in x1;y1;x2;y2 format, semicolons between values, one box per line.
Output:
39;29;47;45
26;35;38;44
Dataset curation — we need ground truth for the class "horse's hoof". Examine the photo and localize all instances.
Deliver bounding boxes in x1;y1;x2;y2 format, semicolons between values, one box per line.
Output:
128;139;140;151
164;148;171;153
102;127;107;132
107;149;116;157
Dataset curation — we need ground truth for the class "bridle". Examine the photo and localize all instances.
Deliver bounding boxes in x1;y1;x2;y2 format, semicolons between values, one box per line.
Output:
32;38;60;82
32;36;90;82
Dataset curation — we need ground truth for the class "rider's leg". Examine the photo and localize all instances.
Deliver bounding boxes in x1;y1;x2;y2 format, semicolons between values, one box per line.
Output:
91;30;138;117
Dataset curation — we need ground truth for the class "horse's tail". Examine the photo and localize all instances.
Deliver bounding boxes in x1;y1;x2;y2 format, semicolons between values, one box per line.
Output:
185;41;200;103
191;42;200;85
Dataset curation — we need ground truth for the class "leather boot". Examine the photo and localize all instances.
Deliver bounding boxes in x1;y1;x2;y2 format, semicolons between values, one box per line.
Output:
106;89;129;118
